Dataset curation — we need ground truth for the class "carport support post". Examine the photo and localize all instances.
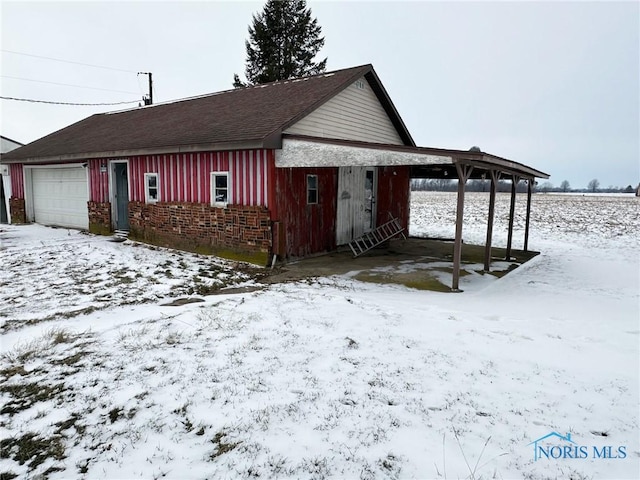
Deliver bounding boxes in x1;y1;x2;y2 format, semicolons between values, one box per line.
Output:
484;170;499;272
506;174;520;260
524;178;533;252
452;162;473;292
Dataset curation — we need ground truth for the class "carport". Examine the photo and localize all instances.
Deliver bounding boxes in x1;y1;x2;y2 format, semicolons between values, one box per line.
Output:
278;135;550;291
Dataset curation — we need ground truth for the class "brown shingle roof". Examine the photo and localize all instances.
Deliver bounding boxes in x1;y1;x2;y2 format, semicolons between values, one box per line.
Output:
2;64;414;163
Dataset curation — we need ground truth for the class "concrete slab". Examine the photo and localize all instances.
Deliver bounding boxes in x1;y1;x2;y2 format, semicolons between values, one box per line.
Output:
264;237;539;292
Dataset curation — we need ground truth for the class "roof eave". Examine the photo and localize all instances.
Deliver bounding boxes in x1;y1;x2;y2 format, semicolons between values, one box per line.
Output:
0;139;271;164
480;153;549;179
279;135;550;179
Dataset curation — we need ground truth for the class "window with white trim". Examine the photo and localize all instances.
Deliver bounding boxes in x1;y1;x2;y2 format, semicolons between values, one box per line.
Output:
144;173;159;203
307;174;318;204
211;172;230;207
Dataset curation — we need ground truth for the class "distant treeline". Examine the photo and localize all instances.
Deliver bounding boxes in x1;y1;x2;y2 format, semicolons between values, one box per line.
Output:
411;179;639;194
411;179;529;193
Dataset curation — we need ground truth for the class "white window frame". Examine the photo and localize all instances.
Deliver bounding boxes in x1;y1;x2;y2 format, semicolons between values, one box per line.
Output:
307;174;318;205
211;171;230;207
144;172;159;204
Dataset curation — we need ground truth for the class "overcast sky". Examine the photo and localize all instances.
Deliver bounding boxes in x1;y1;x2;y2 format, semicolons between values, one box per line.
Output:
1;1;638;188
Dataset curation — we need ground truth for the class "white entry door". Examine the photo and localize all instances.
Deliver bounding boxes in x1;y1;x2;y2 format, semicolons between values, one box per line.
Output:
336;166;377;245
30;167;89;229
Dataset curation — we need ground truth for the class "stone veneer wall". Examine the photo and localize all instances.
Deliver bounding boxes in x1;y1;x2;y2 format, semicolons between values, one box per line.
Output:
128;202;272;264
88;201;112;235
9;198;26;224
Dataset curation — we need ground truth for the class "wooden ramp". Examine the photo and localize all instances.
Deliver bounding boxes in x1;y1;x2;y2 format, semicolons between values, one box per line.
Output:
348;216;406;257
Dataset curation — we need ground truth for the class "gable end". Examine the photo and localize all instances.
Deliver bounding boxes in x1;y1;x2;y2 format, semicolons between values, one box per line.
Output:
284;75;410;145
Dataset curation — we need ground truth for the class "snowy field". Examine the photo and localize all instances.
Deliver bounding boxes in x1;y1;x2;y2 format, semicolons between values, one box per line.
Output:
1;192;638;480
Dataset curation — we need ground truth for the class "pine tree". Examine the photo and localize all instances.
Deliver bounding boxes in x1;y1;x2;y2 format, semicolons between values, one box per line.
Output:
233;0;327;87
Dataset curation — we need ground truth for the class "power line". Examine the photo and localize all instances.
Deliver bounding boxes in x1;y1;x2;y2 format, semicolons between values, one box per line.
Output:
0;96;139;106
1;75;140;95
1;49;138;73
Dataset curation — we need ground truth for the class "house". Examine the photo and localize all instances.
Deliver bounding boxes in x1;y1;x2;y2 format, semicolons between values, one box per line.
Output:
1;135;24;224
0;64;549;275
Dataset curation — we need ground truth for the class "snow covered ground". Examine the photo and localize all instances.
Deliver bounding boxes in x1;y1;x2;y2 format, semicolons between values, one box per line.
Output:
1;192;638;479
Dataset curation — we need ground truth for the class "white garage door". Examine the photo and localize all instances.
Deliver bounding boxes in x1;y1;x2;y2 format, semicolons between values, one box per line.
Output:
31;167;89;229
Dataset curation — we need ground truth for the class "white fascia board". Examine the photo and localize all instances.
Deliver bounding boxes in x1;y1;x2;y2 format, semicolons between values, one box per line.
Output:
276;138;453;168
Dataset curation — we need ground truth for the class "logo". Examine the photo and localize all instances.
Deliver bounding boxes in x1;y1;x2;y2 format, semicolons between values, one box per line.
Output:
527;432;627;461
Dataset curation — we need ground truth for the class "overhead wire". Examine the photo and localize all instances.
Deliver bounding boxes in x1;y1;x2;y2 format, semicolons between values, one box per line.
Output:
1;50;147;106
0;96;139;106
1;75;140;95
1;49;138;73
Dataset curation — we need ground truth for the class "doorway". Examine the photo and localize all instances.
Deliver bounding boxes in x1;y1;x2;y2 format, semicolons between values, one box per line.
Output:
112;162;130;230
364;167;377;233
336;166;377;244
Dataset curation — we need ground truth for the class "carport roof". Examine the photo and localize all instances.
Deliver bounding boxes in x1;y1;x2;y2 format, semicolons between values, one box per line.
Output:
277;135;550;179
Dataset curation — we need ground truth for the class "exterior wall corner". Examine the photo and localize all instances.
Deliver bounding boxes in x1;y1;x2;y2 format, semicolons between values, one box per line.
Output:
88;201;112;235
9;197;26;224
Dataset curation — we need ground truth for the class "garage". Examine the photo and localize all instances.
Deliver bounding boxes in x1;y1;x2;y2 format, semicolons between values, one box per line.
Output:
30;166;89;229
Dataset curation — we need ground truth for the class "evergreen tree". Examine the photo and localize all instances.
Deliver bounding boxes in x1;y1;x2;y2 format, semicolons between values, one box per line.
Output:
233;0;327;87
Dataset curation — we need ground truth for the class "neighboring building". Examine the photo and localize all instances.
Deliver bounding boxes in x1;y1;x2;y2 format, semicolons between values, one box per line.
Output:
0;136;24;224
0;64;548;265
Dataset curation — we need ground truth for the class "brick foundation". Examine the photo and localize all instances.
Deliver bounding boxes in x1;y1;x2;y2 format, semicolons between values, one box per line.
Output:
9;198;26;224
88;201;112;235
128;202;272;265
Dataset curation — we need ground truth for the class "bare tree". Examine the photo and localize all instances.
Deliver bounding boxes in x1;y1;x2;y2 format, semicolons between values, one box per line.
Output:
539;181;554;193
587;178;600;193
560;180;570;192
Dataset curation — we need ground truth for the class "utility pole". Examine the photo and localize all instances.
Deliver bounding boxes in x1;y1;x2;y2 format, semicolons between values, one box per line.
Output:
138;72;153;105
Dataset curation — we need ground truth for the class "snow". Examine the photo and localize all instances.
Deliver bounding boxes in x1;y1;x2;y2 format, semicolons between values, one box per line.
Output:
1;192;638;479
276;138;452;167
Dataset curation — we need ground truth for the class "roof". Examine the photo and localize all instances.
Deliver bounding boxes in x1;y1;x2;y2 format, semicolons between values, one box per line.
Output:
278;135;550;179
1;64;415;163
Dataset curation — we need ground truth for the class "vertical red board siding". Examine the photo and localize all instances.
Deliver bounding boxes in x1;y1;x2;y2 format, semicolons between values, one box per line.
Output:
181;155;187;201
137;156;143;201
271;165;410;258
9;164;24;198
88;159;109;202
187;154;194;203
376;166;411;232
127;149;270;206
172;154;179;201
177;155;183;201
195;153;201;202
267;150;278;220
161;155;169;202
275;166;337;257
245;152;251;205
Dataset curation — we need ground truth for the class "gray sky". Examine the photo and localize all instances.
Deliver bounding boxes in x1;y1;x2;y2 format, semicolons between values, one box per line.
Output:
1;1;638;189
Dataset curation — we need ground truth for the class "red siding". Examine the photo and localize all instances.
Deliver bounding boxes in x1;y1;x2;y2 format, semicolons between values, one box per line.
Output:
273;165;411;258
376;166;411;231
275;167;337;257
128;150;270;206
9;164;24;198
267;150;278;220
88;159;110;202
